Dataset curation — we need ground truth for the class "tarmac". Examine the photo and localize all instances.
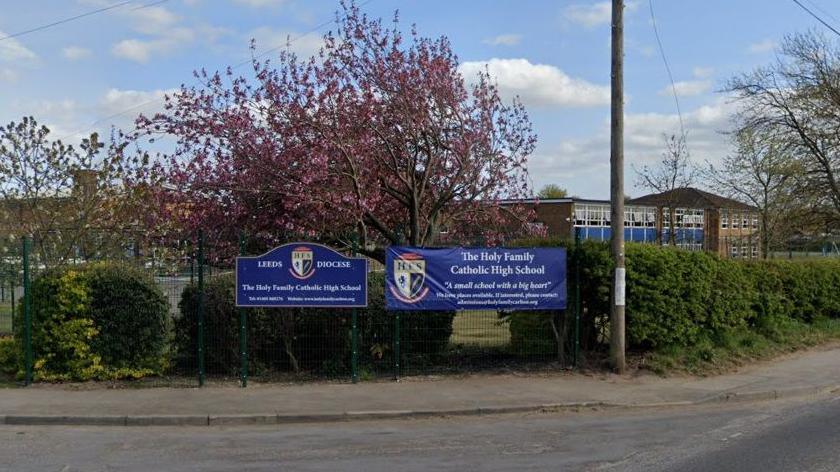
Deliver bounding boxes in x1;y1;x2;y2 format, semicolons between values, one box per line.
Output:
1;345;839;426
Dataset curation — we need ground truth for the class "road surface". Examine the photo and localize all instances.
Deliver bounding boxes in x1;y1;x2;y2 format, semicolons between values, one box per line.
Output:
1;393;838;471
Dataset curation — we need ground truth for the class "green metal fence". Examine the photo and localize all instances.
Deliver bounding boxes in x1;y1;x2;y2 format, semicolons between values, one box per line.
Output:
4;230;584;387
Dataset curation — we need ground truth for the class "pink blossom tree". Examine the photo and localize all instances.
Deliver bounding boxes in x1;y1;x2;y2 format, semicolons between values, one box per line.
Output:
135;1;536;260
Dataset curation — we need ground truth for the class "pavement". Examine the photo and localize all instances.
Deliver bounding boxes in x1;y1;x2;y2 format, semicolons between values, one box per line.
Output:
2;345;840;427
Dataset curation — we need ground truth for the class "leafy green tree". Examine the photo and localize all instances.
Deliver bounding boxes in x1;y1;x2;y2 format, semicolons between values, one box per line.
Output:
0;117;144;267
727;31;840;225
536;184;568;199
704;128;803;258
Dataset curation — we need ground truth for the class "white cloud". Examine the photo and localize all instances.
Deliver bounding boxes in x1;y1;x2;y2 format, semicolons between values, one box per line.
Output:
99;88;176;116
658;67;715;98
0;68;18;82
459;58;610;108
128;6;180;36
112;39;166;63
692;66;714;79
248;27;324;58
8;88;177;144
17;98;86;142
108;4;227;62
527;99;738;197
658;79;712;97
563;1;638;28
0;31;37;61
233;0;288;7
112;26;198;63
748;39;777;54
62;46;92;61
483;34;522;47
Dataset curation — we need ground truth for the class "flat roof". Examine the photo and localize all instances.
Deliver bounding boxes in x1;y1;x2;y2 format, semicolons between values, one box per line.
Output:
500;198;647;206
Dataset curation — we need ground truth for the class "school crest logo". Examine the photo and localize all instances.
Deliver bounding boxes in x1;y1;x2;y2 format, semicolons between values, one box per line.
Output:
290;246;315;279
390;253;429;303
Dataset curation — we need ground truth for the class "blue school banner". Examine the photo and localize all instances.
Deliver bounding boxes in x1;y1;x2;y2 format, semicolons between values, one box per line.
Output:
236;243;368;307
386;247;567;311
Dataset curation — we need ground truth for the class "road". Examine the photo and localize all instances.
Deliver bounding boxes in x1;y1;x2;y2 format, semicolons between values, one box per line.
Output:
1;393;838;471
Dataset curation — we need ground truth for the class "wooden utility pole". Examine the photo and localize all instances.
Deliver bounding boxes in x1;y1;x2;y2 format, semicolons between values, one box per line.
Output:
610;0;627;373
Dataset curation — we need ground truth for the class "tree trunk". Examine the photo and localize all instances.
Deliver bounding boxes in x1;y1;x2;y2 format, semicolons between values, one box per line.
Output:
549;311;567;365
283;336;300;373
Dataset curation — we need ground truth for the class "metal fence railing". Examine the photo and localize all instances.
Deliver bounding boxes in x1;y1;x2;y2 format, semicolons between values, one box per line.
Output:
3;231;584;387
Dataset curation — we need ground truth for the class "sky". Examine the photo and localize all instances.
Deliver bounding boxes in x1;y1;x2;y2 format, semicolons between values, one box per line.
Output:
1;0;838;199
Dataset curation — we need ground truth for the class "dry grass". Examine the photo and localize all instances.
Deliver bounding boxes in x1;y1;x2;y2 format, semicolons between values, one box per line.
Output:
449;310;510;348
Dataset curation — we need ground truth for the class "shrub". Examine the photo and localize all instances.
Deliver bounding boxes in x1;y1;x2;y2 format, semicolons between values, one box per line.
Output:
84;264;168;369
362;271;454;359
0;336;17;376
508;311;563;357
624;245;755;347
505;238;611;359
505;238;840;354
173;271;455;376
175;275;350;375
175;276;239;374
14;262;168;381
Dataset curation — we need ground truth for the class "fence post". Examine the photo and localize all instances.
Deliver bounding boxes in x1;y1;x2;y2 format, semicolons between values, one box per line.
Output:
574;227;582;368
197;230;205;387
393;313;401;381
10;278;15;333
23;236;32;386
239;232;248;388
351;234;359;384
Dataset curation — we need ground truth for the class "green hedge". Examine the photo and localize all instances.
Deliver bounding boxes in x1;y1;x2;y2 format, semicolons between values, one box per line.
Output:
506;239;840;352
506;238;611;355
175;276;349;375
508;311;562;356
174;271;454;376
0;336;16;376
13;262;169;381
626;248;840;348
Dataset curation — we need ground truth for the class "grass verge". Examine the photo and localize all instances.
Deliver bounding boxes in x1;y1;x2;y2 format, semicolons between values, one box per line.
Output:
640;317;840;376
450;310;509;348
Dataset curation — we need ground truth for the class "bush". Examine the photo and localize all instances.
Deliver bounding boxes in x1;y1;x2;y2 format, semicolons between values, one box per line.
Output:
173;271;455;376
0;336;16;376
362;271;454;359
175;275;351;375
505;238;840;355
14;262;168;381
508;311;562;357
625;245;754;348
84;264;168;368
506;238;611;358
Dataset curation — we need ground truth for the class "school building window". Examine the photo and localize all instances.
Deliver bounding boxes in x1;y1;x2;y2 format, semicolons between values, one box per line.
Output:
573;204;612;227
623;206;656;228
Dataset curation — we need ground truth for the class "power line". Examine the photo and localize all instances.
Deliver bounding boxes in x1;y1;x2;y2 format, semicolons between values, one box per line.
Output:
0;1;164;42
648;0;687;144
59;0;375;142
792;0;840;37
803;0;840;26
